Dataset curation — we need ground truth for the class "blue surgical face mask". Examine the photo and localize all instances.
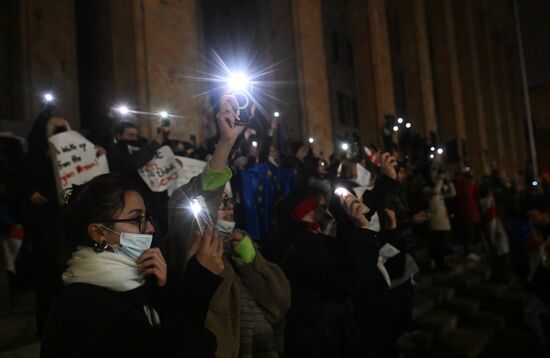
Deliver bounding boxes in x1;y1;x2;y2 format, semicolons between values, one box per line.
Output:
215;219;236;235
100;226;153;262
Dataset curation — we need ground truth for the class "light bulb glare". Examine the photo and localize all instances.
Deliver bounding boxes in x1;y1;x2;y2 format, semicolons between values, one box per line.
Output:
227;72;250;91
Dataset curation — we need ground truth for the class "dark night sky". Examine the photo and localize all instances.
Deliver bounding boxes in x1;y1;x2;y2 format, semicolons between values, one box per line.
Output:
519;0;550;88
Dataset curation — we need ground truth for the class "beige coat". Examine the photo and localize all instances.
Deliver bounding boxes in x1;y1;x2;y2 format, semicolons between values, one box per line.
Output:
205;249;291;358
426;179;456;231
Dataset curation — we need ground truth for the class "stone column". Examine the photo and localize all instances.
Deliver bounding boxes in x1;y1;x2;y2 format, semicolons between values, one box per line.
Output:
484;27;507;174
366;0;396;133
291;0;334;155
126;0;204;140
398;0;437;139
496;45;519;176
426;0;466;168
16;0;80;127
464;0;490;173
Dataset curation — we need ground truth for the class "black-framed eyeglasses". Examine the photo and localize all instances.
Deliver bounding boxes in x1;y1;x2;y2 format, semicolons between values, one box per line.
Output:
102;215;154;234
219;197;234;210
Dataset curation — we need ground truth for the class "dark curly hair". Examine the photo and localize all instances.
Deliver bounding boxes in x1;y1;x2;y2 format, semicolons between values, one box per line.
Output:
64;173;139;247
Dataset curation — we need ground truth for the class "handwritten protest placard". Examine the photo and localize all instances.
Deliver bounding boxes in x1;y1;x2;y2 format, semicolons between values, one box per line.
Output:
138;146;180;193
49;130;110;203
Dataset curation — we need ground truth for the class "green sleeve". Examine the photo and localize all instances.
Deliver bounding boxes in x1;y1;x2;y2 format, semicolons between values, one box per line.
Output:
200;163;232;191
232;236;256;266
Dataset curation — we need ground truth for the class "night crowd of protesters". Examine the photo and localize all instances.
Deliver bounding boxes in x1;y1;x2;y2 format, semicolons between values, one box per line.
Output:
0;93;549;357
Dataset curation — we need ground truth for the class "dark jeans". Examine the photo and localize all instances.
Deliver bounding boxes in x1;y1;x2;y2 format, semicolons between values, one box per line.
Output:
460;222;480;255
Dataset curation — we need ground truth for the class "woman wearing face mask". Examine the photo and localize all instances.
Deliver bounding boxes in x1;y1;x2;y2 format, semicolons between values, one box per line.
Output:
16;111;77;335
41;173;224;357
165;94;290;357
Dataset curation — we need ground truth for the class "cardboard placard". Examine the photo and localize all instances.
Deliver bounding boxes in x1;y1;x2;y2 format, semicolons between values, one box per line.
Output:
48;130;109;203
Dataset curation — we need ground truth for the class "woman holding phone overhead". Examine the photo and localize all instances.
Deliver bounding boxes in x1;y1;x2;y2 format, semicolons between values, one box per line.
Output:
165;94;291;358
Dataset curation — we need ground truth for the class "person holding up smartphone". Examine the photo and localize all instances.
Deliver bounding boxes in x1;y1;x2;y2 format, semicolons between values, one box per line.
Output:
265;185;394;358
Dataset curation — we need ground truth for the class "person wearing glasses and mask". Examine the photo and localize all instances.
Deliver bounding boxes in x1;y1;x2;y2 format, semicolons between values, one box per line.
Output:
164;94;289;358
192;187;290;358
41;173;225;357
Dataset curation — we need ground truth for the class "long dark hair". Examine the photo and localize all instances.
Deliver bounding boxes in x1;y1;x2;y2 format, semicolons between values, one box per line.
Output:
26;110;53;155
64;174;139;247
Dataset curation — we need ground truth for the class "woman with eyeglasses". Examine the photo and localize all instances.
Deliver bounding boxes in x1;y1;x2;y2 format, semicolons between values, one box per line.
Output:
199;187;290;358
40;173;224;357
164;95;290;358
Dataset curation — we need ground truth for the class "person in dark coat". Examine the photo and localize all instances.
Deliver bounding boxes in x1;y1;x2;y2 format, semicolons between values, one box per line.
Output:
266;186;391;357
107;121;171;239
41;173;224;357
16;111;75;335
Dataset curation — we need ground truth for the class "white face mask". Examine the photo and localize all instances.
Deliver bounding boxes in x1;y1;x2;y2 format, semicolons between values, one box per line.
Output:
100;226;152;262
215;219;236;235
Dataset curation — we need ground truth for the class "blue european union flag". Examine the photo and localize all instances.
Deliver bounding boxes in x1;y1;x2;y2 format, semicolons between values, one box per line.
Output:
239;163;294;240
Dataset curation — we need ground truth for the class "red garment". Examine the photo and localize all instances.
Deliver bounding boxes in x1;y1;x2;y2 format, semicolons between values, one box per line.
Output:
454;175;481;223
291;196;321;233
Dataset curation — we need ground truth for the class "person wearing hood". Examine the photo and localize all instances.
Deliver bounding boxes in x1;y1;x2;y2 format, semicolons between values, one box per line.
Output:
282;141;308;180
107;121;171;238
266;186;393;357
17;111;83;335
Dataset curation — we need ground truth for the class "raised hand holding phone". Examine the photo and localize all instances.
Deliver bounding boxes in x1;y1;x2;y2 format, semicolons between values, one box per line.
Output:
335;187;370;228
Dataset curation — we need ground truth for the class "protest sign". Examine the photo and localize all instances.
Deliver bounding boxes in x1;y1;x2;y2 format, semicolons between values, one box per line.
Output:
355;163;372;188
138;146;180;192
168;156;207;196
49;130;109;203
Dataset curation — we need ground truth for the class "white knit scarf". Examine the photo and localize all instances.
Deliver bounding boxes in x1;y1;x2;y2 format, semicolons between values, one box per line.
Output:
63;246;161;325
63;246;144;292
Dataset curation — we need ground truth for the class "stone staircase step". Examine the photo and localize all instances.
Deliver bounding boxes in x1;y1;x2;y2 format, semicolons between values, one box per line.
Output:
458;311;507;339
468;282;508;300
6;291;35;317
480;300;525;329
397;330;435;355
416;310;458;337
0;314;36;352
439;273;484;294
441;297;481;318
479;329;540;358
422;286;455;305
0;342;40;358
430;328;490;358
414;275;434;291
412;295;436;320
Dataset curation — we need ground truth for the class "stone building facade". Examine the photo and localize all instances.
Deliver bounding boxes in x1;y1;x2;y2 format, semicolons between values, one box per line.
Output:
0;0;531;178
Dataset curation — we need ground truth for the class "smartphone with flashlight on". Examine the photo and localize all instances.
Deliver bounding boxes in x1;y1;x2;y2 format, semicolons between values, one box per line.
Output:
190;196;214;237
334;187;369;215
190;196;232;252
